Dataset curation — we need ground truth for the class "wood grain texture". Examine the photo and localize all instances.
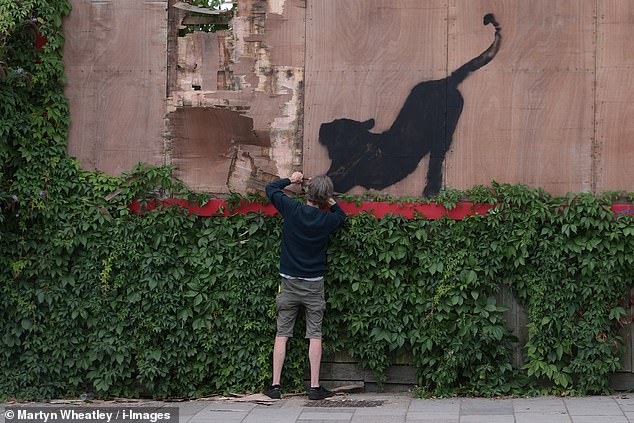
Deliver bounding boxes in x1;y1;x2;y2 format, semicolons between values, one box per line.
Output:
168;107;269;193
265;0;306;67
64;0;634;195
595;0;634;193
177;32;220;92
64;0;167;175
303;0;448;195
304;0;604;196
446;0;595;195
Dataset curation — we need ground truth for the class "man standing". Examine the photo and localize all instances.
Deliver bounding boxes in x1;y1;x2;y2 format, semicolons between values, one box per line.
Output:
263;172;346;400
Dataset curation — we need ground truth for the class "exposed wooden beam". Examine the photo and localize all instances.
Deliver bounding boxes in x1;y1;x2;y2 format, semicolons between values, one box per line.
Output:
173;2;229;15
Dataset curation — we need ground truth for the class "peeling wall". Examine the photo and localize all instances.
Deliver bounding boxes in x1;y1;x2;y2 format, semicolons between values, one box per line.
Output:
64;0;634;197
165;0;306;194
165;107;272;193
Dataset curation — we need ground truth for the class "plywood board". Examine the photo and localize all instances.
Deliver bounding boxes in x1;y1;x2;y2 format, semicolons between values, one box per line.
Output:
445;0;595;195
265;0;306;67
166;0;306;192
63;0;634;195
177;32;220;92
167;108;270;193
595;0;634;193
64;0;167;175
303;0;448;196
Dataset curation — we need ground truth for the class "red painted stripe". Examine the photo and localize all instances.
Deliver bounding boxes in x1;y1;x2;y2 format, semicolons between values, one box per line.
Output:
337;201;493;219
131;199;492;220
130;199;634;220
613;204;634;217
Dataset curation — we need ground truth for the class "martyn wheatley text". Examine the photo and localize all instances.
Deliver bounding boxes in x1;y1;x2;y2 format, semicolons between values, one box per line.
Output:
6;407;176;423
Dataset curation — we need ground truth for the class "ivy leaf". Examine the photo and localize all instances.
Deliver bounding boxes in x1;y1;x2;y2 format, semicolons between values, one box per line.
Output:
609;306;626;321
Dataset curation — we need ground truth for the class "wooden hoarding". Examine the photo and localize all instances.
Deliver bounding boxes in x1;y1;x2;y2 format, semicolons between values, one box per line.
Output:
595;0;634;193
64;0;634;195
63;0;167;175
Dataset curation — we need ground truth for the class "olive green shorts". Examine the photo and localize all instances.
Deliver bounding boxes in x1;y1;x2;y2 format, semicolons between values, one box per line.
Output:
276;277;326;339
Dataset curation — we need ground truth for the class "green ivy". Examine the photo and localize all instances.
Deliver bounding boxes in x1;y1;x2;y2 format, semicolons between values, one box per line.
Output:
2;0;634;401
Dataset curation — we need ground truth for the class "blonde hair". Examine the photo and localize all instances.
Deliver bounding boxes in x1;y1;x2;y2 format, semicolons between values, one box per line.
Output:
306;175;333;207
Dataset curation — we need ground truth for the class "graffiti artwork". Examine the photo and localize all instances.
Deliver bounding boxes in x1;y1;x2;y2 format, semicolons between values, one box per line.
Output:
319;13;502;197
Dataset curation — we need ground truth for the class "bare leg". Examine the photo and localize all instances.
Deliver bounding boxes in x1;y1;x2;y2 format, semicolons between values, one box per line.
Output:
272;336;288;385
308;338;322;387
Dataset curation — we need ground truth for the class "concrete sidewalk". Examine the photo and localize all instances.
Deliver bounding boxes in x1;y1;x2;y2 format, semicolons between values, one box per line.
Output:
173;393;634;422
4;393;634;423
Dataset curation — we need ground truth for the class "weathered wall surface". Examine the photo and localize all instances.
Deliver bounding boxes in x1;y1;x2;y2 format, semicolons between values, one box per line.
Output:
303;0;449;196
595;0;634;193
303;0;598;196
165;0;306;193
64;0;634;196
63;0;167;175
445;0;595;194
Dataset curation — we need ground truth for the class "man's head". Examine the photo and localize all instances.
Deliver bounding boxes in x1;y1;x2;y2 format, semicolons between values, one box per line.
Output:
306;175;334;207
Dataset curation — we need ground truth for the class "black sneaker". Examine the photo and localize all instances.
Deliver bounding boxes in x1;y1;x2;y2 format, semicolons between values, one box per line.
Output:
308;386;334;400
263;384;281;399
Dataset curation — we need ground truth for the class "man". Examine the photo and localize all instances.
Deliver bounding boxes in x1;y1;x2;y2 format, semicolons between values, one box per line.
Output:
263;172;346;400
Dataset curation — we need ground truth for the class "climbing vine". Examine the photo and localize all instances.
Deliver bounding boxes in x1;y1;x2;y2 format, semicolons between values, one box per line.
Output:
2;0;634;401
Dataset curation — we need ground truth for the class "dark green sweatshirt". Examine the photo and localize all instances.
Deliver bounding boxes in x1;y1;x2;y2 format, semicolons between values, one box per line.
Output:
265;178;346;278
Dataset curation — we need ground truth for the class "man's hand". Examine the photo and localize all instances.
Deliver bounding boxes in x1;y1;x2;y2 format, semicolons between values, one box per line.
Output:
289;172;303;184
327;197;337;207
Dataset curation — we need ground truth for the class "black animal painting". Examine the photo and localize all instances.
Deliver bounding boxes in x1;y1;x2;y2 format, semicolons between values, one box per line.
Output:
318;13;502;197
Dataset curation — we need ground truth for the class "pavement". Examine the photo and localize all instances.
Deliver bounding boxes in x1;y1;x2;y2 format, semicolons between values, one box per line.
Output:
5;393;634;423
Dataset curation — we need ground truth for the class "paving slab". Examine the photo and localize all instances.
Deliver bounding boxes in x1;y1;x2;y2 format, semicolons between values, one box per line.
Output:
405;411;459;422
298;421;352;423
460;415;514;423
460;398;514;415
187;410;248;423
515;413;572;423
564;397;624;416
351;415;406;423
173;403;208;416
299;411;354;420
6;393;634;423
514;397;568;414
243;406;302;423
570;416;628;423
614;397;634;412
408;399;461;413
354;407;407;416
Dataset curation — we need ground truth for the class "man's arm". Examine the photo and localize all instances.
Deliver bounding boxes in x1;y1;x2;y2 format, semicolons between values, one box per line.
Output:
327;197;346;229
265;172;303;215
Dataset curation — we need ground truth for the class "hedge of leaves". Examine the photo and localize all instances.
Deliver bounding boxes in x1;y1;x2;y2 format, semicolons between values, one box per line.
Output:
2;0;634;401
